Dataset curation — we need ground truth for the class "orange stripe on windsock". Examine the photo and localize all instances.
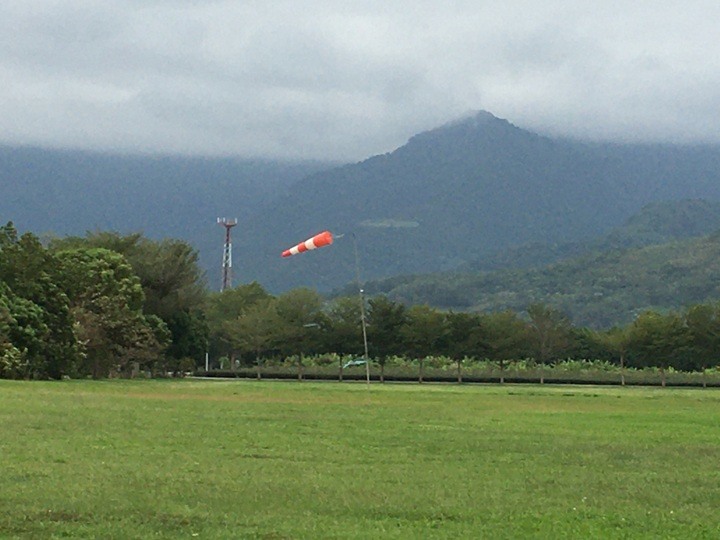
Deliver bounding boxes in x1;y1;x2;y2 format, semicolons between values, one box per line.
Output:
281;230;334;257
312;231;333;248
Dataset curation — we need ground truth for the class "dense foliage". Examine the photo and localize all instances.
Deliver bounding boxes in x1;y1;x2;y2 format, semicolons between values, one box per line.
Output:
0;223;78;379
0;225;202;379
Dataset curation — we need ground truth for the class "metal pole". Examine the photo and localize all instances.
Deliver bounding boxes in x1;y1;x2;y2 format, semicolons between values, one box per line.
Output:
352;233;370;385
217;218;237;292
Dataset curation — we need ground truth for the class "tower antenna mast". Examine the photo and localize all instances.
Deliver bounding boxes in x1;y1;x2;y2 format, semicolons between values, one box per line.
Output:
217;217;238;292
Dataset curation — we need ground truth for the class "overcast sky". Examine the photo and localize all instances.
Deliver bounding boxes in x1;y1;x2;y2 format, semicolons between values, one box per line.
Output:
2;1;719;161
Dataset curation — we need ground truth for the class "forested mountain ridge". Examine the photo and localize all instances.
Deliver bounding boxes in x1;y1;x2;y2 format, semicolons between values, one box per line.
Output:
456;199;720;273
362;212;720;329
234;112;720;292
602;199;720;247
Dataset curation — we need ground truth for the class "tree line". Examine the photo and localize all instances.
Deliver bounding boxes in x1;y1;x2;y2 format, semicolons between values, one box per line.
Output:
2;225;720;381
0;225;206;379
208;290;720;386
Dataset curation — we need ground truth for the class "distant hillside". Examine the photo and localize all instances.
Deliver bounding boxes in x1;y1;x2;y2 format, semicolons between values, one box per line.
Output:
0;145;335;286
5;112;720;294
234;112;720;292
602;199;720;248
361;201;720;328
457;199;720;273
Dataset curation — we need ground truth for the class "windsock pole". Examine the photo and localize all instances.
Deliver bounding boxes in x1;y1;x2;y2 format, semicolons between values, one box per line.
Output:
281;229;371;386
352;233;371;386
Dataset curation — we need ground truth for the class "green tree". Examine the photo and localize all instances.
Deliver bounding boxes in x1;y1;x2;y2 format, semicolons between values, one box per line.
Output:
400;305;448;383
165;310;209;368
592;326;633;386
526;303;574;381
445;311;487;382
629;310;690;386
205;282;273;361
367;296;407;380
481;310;529;383
50;232;206;317
274;288;326;361
56;248;169;378
224;298;282;376
0;283;31;378
50;232;207;364
0;340;27;379
0;223;78;378
131;238;208;366
684;304;720;385
324;296;364;356
130;238;206;320
445;312;486;358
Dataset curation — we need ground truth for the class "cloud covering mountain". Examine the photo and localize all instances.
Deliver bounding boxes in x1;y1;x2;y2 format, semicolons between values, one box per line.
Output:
231;111;720;291
2;2;720;160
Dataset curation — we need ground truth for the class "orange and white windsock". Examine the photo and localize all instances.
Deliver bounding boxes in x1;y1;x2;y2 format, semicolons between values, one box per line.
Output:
282;230;334;258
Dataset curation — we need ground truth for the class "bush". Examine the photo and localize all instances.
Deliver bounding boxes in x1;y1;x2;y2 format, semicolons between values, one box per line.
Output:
0;343;28;379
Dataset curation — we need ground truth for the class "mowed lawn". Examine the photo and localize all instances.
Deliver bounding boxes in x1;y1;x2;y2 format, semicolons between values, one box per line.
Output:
2;380;720;539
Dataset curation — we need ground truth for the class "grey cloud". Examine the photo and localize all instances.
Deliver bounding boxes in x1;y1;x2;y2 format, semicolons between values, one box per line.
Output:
1;1;719;160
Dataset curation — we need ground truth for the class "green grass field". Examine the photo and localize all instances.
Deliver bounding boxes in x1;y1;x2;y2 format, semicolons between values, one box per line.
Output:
2;380;720;538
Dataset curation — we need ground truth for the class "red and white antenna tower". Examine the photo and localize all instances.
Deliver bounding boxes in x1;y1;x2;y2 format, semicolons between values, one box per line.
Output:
217;217;237;292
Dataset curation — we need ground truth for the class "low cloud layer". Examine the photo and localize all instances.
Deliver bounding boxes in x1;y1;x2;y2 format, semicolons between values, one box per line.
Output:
2;1;719;160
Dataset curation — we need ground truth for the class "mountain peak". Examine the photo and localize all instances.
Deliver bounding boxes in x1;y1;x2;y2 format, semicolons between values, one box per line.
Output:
412;110;518;140
443;110;502;127
401;110;527;154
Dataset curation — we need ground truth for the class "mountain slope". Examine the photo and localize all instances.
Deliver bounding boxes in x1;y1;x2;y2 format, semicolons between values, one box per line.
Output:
0;145;334;284
361;201;720;328
234;112;720;292
602;199;720;248
365;234;720;329
455;199;720;273
5;112;720;294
